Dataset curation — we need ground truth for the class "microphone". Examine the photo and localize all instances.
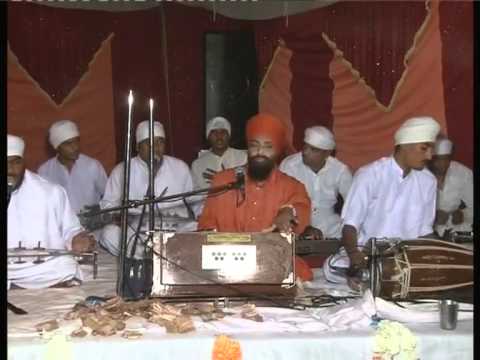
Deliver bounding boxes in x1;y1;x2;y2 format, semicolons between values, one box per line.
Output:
234;167;245;190
234;167;246;207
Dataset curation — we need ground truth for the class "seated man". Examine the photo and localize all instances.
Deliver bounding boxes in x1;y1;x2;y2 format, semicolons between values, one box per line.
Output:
7;135;96;289
280;126;352;240
198;113;313;281
191;116;247;189
38;120;108;214
190;116;247;215
428;138;473;237
323;116;440;283
99;120;194;258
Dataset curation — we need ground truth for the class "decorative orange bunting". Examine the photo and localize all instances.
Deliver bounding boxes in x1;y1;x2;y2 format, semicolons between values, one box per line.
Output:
212;335;242;360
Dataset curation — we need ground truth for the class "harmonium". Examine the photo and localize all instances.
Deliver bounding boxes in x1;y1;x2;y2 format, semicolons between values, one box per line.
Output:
295;237;341;268
151;232;295;299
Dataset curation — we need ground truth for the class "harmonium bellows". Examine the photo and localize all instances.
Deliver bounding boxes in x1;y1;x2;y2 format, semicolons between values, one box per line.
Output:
151;232;295;298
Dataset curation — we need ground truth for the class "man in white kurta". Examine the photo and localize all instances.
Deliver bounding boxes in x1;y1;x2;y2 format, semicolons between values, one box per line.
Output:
190;116;247;215
38;120;108;214
99;121;195;258
280;126;352;239
323;117;441;283
8;135;96;289
428;138;473;237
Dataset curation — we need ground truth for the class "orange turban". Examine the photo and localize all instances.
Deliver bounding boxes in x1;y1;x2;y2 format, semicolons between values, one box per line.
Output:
246;113;286;152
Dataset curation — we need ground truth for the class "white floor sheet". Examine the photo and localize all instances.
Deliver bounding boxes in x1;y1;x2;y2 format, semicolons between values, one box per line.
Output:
8;250;473;360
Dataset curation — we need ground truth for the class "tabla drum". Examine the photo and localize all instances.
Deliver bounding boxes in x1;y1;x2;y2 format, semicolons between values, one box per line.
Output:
367;238;473;301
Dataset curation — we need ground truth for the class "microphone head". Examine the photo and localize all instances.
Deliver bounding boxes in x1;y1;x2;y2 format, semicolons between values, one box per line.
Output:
234;166;244;177
234;167;245;188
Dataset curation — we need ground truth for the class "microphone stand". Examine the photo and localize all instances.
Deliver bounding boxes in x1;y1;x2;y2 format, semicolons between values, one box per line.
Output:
123;104;156;299
118;91;134;298
85;176;241;300
86;180;241;219
147;100;155;257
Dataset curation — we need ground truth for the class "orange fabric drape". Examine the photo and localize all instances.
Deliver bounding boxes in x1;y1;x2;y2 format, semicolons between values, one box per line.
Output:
258;0;450;172
330;0;447;171
7;34;117;173
258;42;296;155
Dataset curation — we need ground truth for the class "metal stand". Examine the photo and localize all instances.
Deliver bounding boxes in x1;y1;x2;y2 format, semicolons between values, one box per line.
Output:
369;237;378;297
82;92;243;300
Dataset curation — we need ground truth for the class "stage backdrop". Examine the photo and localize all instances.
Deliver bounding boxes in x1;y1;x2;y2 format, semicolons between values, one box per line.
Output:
7;35;116;172
7;0;472;173
258;0;471;171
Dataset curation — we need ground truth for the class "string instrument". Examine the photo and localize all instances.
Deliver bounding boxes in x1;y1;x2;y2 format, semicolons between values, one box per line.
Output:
8;242;98;279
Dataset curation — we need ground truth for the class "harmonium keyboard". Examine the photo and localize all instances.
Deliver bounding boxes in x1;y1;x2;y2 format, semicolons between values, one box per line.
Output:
151;232;295;298
295;237;342;268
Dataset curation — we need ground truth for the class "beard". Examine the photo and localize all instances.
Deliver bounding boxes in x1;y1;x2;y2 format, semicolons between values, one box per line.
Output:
8;170;25;192
68;152;80;161
60;150;79;162
428;164;447;176
142;156;163;176
248;155;275;181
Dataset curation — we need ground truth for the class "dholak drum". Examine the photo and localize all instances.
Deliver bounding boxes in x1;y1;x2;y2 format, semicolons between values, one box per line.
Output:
368;238;473;301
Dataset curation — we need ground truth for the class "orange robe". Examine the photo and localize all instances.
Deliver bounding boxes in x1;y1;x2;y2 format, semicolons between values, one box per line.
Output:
198;167;313;281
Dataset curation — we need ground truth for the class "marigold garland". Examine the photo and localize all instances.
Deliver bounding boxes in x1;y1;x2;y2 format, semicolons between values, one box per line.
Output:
212;334;242;360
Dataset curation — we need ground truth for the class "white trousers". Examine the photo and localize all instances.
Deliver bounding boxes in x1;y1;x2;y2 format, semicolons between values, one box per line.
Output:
8;256;83;289
99;224;147;259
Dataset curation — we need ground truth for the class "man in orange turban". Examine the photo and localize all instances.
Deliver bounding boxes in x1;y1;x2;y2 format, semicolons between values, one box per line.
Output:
198;113;313;281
